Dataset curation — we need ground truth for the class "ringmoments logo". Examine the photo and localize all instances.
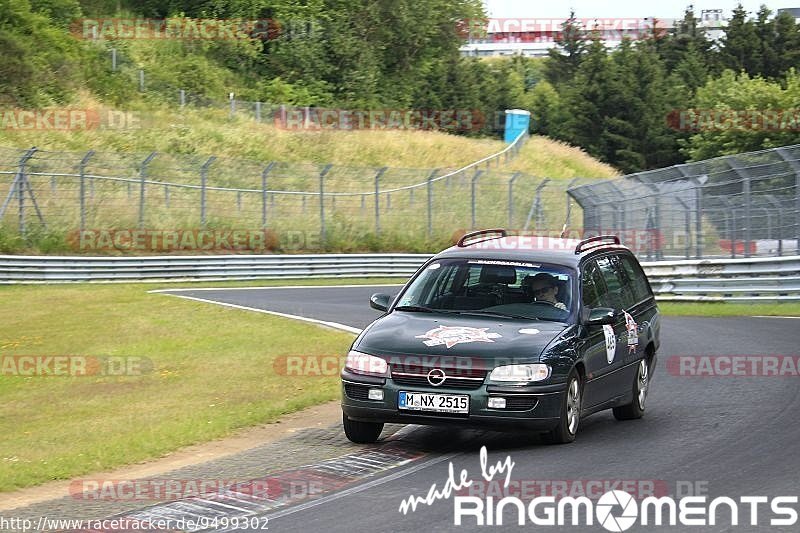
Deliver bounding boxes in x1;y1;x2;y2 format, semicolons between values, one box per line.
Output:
397;446;799;531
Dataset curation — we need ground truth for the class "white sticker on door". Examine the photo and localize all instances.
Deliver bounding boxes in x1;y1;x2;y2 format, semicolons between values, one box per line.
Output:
603;324;616;364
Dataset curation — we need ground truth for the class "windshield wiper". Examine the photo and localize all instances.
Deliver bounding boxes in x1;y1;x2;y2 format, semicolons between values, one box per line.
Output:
455;310;539;321
394;305;463;315
394;305;437;313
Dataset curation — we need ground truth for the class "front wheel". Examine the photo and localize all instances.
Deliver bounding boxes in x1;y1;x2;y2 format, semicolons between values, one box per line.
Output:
343;413;384;443
543;371;581;444
613;358;649;420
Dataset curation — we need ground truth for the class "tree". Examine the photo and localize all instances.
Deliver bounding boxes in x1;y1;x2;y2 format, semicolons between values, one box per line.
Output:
544;11;586;86
719;4;760;74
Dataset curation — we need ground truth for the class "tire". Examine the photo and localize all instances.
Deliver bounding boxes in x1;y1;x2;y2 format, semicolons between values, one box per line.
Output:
342;413;384;443
543;371;582;444
613;358;649;421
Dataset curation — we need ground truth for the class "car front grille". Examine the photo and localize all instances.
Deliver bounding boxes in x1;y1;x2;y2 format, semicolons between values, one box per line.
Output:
390;361;487;390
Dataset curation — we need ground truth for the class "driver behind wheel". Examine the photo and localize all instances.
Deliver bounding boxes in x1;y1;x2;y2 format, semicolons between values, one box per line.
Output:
523;273;567;310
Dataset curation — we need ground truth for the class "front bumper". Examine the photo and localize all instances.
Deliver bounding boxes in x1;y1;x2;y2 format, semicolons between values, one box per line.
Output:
340;368;564;431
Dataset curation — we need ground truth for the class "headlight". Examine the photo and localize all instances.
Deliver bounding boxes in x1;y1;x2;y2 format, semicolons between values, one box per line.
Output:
344;350;388;377
489;364;550;383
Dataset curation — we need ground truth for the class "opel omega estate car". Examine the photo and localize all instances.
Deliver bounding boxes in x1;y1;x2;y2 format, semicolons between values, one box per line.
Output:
341;230;660;444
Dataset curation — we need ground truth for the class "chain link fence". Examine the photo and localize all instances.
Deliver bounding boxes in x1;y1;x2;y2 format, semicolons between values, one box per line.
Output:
0;134;591;252
568;144;800;260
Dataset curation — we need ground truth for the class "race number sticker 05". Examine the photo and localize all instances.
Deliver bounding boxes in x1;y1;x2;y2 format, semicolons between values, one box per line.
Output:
603;324;616;364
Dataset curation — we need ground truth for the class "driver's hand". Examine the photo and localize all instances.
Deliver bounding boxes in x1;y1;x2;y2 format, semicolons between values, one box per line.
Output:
555;302;567;310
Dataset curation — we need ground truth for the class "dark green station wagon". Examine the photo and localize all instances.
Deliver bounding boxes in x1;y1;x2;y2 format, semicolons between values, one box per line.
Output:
341;230;660;444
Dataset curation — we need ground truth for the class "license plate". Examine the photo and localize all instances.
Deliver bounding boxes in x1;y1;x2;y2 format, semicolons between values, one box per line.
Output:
398;391;469;414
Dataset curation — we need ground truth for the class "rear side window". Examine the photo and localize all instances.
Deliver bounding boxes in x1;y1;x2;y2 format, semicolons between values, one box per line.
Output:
581;261;608;309
596;255;636;309
619;254;653;303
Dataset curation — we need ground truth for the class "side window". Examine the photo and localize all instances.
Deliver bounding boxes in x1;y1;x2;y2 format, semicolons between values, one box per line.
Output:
581;261;607;309
619;254;653;303
596;255;635;309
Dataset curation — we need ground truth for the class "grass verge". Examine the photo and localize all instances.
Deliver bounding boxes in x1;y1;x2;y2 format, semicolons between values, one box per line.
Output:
658;302;800;317
0;282;357;492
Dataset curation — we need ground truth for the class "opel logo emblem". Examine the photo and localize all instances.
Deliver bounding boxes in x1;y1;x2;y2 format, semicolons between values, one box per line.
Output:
427;368;447;386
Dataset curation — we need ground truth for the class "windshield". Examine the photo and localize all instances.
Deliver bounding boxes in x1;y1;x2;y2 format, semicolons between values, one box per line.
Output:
394;258;575;322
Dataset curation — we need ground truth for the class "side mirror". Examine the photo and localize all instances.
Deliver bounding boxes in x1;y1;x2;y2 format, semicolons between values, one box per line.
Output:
369;293;391;312
586;307;618;326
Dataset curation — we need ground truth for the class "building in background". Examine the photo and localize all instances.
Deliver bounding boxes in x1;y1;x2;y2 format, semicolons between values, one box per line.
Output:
460;10;728;57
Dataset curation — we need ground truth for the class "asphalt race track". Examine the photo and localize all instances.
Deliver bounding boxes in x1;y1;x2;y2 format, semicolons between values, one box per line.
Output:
10;285;799;532
151;285;800;532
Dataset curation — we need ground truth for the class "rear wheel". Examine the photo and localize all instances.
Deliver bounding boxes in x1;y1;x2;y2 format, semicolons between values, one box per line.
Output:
543;371;581;444
613;358;649;420
342;413;384;443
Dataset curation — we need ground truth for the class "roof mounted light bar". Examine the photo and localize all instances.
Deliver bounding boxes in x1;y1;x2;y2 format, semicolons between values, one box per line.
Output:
575;235;621;254
457;228;507;248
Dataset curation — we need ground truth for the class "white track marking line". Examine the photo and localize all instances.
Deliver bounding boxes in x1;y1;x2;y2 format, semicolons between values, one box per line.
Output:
148;284;402;293
158;293;363;334
752;315;800;319
262;452;461;521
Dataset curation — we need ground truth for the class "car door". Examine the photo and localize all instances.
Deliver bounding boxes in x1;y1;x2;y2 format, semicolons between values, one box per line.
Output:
579;259;623;408
596;254;641;390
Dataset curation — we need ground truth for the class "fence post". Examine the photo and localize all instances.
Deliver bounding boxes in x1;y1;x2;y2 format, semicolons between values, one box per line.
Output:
261;162;275;227
743;175;752;257
374;167;387;235
471;169;483;229
427;169;439;238
200;156;216;227
564;178;579;234
229;93;236;118
255;101;262;122
138;69;144;91
523;178;549;231
319;164;333;246
138;152;157;229
180;90;186;108
694;176;705;259
111;48;117;71
507;172;521;228
79;150;94;232
0;148;39;237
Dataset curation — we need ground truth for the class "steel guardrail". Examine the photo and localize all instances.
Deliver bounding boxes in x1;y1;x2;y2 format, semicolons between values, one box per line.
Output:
1;254;799;302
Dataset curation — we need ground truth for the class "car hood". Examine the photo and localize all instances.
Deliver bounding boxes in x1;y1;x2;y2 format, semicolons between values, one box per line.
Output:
354;311;568;362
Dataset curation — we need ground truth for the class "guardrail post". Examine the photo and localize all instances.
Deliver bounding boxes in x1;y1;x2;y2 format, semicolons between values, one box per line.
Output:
200;156;215;227
374;167;387;235
79;150;94;232
507;172;521;228
743;175;752;257
138;152;157;229
471;169;483;229
319;164;332;246
261;162;275;227
164;185;170;207
427;169;439;238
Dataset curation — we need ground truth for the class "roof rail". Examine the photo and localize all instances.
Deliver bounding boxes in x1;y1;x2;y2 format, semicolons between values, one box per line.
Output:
575;235;621;254
457;228;507;248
